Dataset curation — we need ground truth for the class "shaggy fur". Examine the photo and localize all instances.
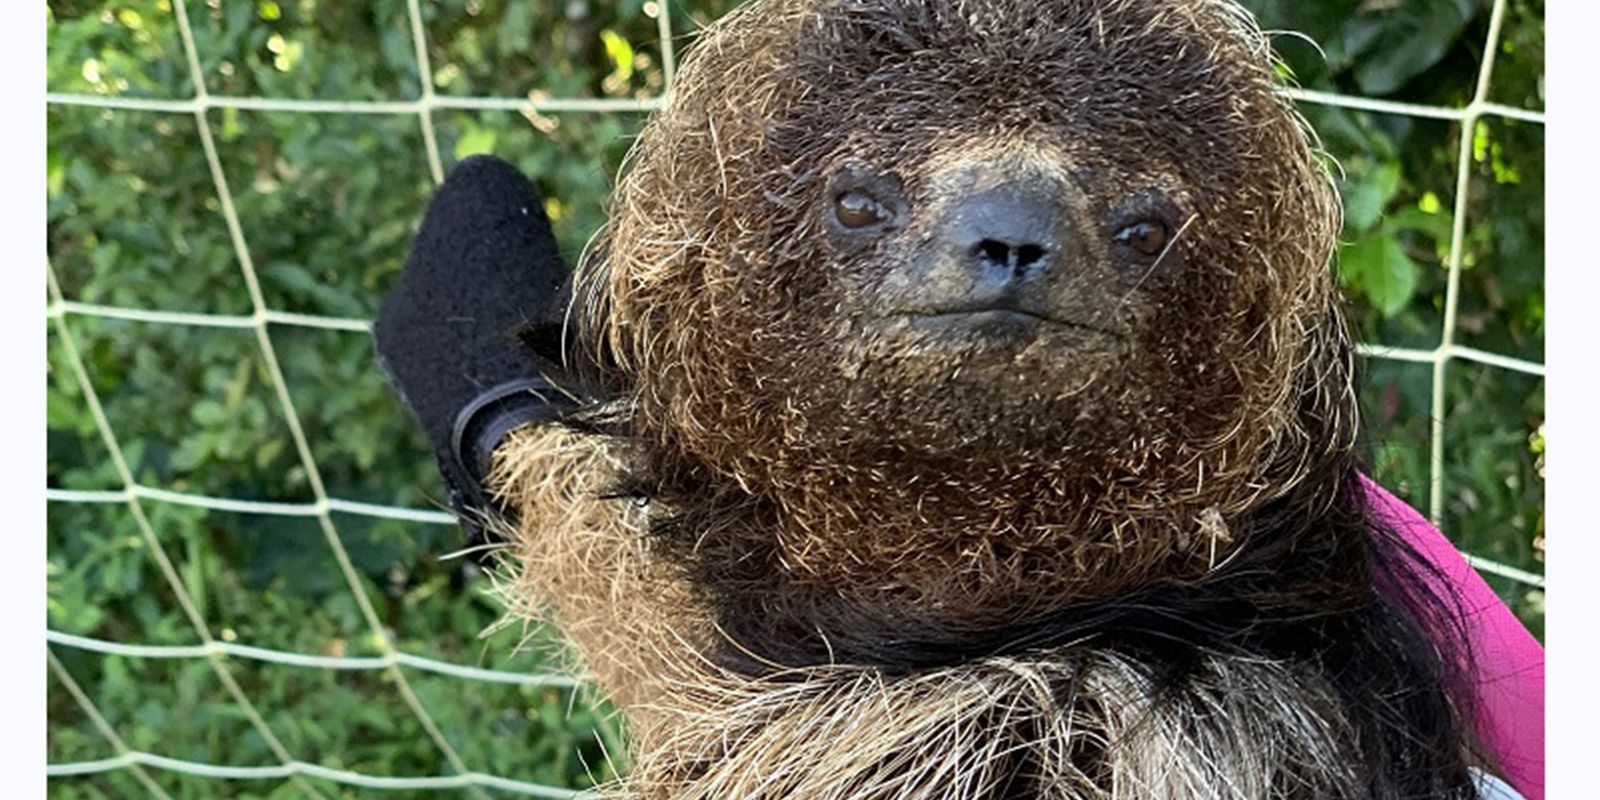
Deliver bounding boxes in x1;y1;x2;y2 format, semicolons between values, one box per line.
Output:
487;0;1484;796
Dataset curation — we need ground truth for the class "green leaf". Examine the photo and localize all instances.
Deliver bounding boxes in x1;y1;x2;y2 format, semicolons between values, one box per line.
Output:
1241;0;1362;80
600;29;636;83
191;399;226;427
1340;234;1420;317
1349;0;1480;95
496;2;535;55
47;149;65;196
453;126;497;160
46;388;85;430
1383;205;1453;246
1341;162;1401;233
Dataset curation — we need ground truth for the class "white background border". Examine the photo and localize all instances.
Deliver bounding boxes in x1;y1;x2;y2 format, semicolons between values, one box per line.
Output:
1544;2;1589;797
5;5;48;798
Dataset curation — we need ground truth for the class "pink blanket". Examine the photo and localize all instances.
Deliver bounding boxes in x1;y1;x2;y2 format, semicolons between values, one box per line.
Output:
1362;476;1544;800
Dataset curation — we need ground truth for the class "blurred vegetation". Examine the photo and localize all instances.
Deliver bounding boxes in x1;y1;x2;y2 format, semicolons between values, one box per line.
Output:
1242;0;1545;637
46;0;1544;797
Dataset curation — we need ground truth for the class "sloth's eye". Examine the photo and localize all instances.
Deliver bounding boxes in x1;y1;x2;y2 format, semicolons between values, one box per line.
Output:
833;190;890;229
1114;220;1170;257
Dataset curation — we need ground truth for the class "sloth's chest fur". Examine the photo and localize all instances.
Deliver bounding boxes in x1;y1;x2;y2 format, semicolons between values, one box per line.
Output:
616;504;1472;800
625;646;1369;800
493;425;1475;799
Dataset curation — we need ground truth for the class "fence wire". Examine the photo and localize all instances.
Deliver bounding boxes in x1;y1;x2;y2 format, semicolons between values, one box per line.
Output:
45;0;1544;795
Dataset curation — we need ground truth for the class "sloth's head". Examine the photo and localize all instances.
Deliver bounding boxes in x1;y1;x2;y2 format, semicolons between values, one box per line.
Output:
577;0;1353;611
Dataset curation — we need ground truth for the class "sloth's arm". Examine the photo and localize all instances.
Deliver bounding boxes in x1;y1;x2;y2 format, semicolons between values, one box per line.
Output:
372;156;574;542
489;424;713;733
371;155;710;729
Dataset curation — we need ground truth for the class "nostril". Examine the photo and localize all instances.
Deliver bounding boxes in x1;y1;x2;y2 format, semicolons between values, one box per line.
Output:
972;239;1049;276
1014;244;1047;272
974;239;1011;268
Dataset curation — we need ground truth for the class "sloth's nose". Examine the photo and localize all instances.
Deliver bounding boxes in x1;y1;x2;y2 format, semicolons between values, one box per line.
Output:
943;182;1067;285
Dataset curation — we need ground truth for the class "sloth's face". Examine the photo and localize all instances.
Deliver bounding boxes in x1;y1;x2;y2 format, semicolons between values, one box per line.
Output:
732;3;1294;466
604;0;1336;491
798;137;1203;461
824;152;1183;353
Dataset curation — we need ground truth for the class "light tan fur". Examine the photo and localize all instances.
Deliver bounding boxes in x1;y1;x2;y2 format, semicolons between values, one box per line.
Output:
489;425;1364;800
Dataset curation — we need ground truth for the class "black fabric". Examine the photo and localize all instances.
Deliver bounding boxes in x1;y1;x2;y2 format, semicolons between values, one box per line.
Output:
374;155;577;538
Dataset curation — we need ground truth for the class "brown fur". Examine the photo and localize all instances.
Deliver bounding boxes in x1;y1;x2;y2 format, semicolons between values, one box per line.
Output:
487;0;1475;797
571;0;1344;622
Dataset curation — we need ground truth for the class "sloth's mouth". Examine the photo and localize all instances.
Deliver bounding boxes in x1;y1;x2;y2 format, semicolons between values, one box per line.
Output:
894;308;1125;340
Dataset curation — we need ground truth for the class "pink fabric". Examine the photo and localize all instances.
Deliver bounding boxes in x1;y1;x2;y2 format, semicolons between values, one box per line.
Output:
1361;476;1544;800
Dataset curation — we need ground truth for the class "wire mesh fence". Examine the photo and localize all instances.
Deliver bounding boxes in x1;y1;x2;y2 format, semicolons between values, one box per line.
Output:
45;0;1545;795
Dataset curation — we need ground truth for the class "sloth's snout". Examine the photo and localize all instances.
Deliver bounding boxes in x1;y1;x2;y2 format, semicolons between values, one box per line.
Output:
945;183;1064;286
909;168;1097;319
880;161;1117;338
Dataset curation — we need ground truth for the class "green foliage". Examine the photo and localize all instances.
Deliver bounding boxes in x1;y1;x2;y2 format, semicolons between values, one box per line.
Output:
1240;0;1546;635
48;0;194;97
46;0;1544;796
183;0;419;100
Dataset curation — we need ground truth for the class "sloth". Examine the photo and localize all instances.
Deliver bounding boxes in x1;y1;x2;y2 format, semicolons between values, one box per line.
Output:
374;0;1517;797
